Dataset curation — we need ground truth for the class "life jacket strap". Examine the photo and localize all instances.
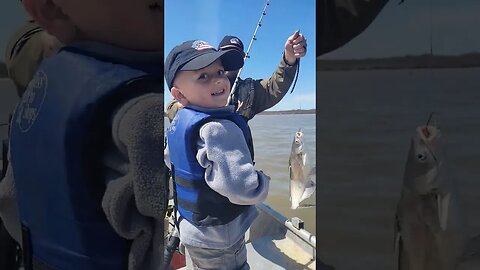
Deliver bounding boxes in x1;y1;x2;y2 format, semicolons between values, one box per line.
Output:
170;164;180;235
21;223;32;270
174;175;205;189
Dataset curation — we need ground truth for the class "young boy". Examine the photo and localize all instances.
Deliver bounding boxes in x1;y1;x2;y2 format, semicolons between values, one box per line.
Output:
0;0;166;269
165;31;308;123
165;40;271;270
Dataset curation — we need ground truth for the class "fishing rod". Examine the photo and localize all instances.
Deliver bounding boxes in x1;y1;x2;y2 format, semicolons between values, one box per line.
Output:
425;112;434;128
423;112;434;137
226;0;271;105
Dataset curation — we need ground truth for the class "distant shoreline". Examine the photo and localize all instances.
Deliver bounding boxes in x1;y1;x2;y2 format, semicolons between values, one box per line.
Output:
317;53;480;71
258;109;315;115
3;53;480;77
163;109;315;118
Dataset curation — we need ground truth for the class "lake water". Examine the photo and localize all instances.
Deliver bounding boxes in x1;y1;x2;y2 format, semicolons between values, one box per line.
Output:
248;114;317;234
316;68;480;270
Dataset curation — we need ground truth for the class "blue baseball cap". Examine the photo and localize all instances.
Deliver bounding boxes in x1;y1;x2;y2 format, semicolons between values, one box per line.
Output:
165;40;244;90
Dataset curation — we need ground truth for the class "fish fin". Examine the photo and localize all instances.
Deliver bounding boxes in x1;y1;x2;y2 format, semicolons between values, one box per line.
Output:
302;152;307;167
296;204;316;209
305;178;316;188
289;164;293;180
299;180;316;203
437;193;451;231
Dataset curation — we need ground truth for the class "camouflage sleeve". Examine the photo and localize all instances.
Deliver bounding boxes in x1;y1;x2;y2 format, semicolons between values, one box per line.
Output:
244;53;298;119
165;99;181;123
4;21;62;98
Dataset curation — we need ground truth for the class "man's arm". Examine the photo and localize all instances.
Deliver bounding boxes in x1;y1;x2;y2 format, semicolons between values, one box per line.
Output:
165;99;181;123
246;31;307;118
5;21;62;97
247;53;298;117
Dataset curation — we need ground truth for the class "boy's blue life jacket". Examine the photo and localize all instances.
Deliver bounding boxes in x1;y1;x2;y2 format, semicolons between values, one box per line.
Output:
9;44;162;270
167;107;254;226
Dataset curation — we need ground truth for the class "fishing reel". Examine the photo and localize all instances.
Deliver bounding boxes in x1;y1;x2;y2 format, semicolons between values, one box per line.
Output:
163;190;186;270
163;207;186;270
163;227;182;270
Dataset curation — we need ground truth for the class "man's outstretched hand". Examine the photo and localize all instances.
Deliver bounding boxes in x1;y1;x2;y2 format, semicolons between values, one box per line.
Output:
284;31;307;65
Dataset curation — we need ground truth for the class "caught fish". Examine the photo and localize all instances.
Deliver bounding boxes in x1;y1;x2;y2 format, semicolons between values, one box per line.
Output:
289;129;316;210
394;124;467;270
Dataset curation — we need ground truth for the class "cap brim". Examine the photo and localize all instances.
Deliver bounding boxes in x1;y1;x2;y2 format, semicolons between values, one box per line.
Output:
220;45;246;58
180;49;244;72
220;44;241;50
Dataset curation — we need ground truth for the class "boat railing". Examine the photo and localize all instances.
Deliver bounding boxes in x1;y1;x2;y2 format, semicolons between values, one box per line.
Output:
248;203;316;260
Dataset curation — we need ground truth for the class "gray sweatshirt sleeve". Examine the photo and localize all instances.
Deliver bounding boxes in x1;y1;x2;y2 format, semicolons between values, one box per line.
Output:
101;93;166;270
196;119;270;205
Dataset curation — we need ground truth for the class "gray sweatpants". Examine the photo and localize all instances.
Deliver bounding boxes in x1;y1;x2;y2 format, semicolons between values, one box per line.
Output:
184;237;249;270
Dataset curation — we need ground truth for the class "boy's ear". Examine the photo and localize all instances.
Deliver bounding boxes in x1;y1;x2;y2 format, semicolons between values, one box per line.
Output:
171;87;189;106
23;0;77;43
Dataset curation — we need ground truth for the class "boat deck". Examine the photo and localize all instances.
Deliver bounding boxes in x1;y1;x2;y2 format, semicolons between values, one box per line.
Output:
179;203;318;270
245;234;316;269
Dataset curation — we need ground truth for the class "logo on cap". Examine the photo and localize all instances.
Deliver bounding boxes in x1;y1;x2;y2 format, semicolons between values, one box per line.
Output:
192;40;213;51
230;38;240;45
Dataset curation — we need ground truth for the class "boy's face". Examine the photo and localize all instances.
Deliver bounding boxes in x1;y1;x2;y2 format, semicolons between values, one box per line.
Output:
172;59;231;109
28;0;163;50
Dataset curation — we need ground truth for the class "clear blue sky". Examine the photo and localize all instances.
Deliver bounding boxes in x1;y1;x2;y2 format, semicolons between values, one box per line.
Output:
164;0;316;111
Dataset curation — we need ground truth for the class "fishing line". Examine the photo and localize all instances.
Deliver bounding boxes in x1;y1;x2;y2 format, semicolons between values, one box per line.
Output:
290;53;300;94
423;112;439;165
288;27;303;94
425;112;434;127
423;112;434;137
417;0;437;131
428;0;438;128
